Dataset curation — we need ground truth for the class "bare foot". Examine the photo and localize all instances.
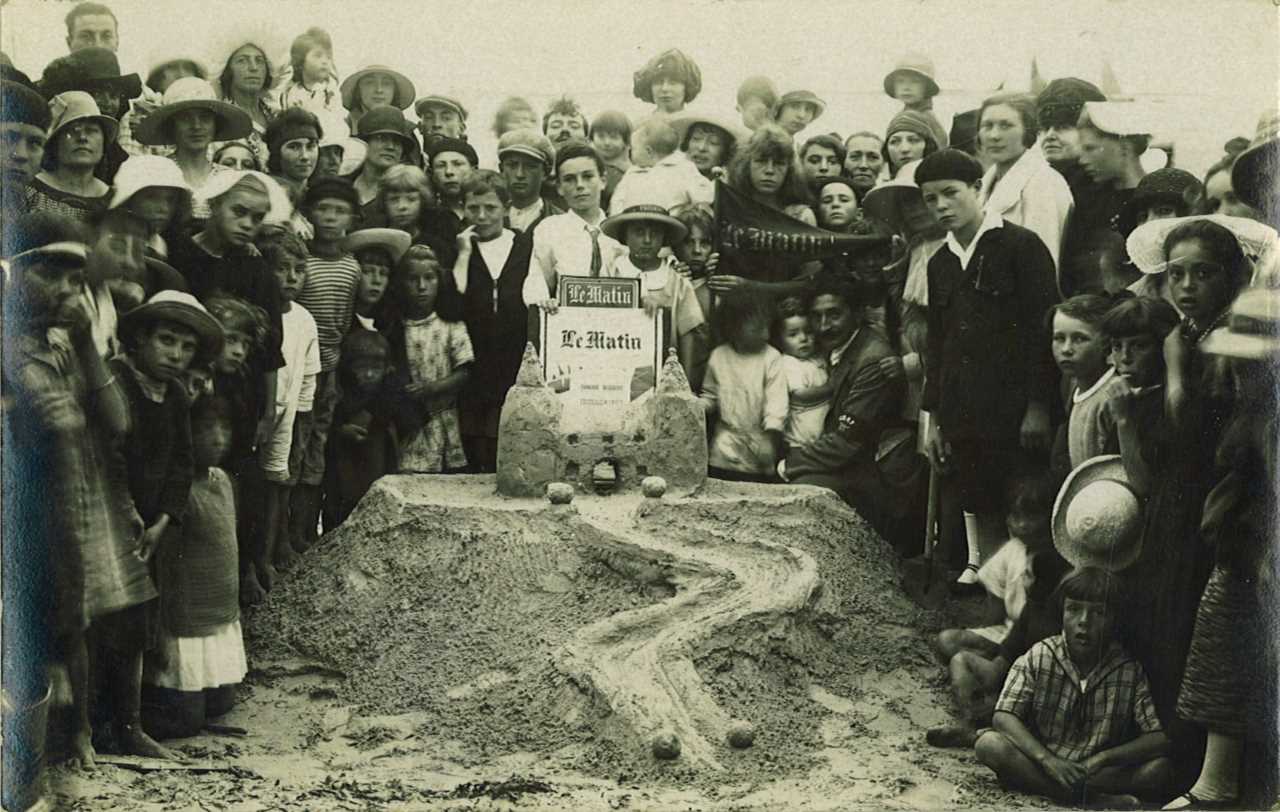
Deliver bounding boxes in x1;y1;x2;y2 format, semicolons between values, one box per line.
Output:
118;724;182;760
241;569;267;606
273;541;300;572
69;729;96;770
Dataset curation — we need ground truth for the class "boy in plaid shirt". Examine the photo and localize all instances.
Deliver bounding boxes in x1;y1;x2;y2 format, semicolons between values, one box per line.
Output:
976;567;1173;807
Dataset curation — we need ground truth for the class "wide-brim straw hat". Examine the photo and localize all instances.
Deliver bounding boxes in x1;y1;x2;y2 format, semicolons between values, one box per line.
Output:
1052;455;1143;572
862;177;923;234
341;65;415;111
134;77;252;146
1126;214;1278;275
1076;101;1160;137
119;289;225;364
1231;108;1279;213
47;91;119;145
108;155;193;209
601;204;689;244
773;90;826;121
883;52;939;98
671;112;748;154
344;228;412;264
1201;286;1280;360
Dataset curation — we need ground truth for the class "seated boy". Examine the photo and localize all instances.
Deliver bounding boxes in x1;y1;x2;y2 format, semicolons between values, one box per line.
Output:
608;117;713;216
975;567;1174;807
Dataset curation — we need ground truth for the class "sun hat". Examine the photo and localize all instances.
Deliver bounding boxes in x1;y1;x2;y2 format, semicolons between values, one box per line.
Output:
1076;101;1159;137
414;93;468;122
1118;167;1203;235
200;169;276;208
210;32;284;92
633;49;702;105
344;228;412;264
134;77;252;146
108;155;193;210
426;136;478;168
672;113;748;156
341;65;415;111
8;240;89;270
1;65;52;129
1125;214;1279;275
883;52;939;99
119;289;225;364
497;128;555;170
1036;78;1106;129
1201;286;1280;360
601;204;689;244
1052;455;1143;571
1231;108;1279;214
39;47;142;102
862;176;933;238
143;255;188;294
47;91;118;145
354;104;415;152
773;90;826;121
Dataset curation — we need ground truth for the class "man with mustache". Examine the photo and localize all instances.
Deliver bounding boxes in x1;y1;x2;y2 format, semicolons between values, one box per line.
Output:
778;276;919;550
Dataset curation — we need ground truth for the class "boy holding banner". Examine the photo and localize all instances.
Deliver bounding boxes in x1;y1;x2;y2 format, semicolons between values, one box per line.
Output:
523;141;625;310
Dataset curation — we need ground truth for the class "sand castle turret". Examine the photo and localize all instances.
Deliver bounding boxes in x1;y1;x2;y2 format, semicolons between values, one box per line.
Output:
496;346;706;497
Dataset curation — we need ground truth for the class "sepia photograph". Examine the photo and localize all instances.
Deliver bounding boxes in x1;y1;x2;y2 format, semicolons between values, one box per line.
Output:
1;0;1278;808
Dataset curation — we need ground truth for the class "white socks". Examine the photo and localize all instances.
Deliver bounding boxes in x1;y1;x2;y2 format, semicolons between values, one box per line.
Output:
957;512;981;583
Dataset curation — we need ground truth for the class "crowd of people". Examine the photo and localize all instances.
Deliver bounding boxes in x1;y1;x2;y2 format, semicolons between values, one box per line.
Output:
2;3;1278;810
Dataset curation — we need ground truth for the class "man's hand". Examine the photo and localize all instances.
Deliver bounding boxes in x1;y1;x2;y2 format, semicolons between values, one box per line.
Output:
926;423;952;474
255;415;274;447
1039;753;1088;792
339;422;369;442
1019;401;1051;453
136;522;166;563
706;274;753;294
534;298;560;314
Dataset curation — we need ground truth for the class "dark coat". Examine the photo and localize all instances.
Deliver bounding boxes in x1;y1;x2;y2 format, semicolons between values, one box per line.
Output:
442;232;534;414
109;358;193;525
785;326;911;489
923;220;1059;448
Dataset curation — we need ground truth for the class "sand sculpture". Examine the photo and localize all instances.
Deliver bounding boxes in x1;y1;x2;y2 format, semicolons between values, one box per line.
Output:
252;343;931;784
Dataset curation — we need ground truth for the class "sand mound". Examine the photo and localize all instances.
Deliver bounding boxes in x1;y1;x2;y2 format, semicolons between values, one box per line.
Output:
249;475;933;786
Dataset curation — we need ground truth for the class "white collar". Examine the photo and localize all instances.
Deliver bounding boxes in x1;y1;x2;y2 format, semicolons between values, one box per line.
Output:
511;198;544;216
1072;366;1118;404
945;211;1004;271
828;328;860;367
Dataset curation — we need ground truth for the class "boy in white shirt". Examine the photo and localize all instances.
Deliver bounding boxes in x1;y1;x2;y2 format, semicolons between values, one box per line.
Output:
602;204;706;378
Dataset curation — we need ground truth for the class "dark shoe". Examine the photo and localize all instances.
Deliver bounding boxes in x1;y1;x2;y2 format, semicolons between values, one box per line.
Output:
947;579;985;599
926;724;977;748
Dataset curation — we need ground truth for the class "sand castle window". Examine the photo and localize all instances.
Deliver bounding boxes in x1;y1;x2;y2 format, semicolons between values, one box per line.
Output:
591;460;619;494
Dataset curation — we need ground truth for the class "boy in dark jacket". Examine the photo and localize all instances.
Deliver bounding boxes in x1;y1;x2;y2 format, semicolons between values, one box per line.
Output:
918;149;1059;589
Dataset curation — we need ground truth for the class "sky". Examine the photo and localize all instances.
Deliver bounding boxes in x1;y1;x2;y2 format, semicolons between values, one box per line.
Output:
2;0;1277;176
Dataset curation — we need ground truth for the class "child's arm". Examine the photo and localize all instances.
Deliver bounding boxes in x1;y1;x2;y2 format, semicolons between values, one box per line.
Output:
410;362;471;401
258;371;278;446
71;313;129;436
1106;390;1154;496
143;394;195;561
1163;326;1190;428
790;380;833;408
992;711;1087;791
453;227;474;295
698;356;719;414
761;353;789;469
1082;731;1169;777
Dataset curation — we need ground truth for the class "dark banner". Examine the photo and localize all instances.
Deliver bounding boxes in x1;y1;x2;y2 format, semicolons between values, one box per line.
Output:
713;180;886;284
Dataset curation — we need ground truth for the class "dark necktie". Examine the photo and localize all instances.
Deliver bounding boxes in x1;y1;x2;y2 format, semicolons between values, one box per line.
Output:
587;226;602;277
